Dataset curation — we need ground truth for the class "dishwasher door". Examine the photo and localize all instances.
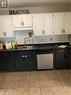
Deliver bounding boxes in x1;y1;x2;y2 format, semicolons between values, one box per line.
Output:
37;54;53;69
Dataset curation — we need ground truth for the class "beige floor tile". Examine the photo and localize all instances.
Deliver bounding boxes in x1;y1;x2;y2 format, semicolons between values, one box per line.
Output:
48;78;64;87
40;80;51;87
40;87;47;95
59;78;71;87
0;89;6;95
64;87;71;95
0;70;71;95
40;87;55;95
29;80;40;88
30;71;40;80
29;88;41;95
5;88;17;95
39;72;57;80
0;81;8;89
53;87;66;95
7;80;29;88
15;88;28;95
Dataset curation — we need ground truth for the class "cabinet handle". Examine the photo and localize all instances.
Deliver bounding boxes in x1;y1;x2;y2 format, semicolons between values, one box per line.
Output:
42;30;45;34
22;21;24;26
21;55;27;58
21;21;22;26
21;55;25;58
25;55;27;58
21;21;24;26
62;29;65;33
64;29;65;33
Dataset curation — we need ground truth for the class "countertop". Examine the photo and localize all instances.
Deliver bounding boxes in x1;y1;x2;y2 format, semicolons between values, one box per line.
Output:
0;45;71;52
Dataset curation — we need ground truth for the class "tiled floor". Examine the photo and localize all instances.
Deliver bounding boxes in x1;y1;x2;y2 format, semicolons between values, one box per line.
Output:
0;70;71;95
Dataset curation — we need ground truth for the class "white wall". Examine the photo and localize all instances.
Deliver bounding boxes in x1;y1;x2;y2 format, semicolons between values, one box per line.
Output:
0;4;70;15
10;5;70;13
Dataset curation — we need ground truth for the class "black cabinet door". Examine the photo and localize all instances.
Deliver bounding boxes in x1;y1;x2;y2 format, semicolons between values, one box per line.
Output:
15;51;37;71
0;51;15;71
70;54;71;69
54;49;69;69
70;49;71;69
55;54;66;69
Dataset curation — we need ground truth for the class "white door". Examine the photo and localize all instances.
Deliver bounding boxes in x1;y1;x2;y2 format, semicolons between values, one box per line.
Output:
0;15;13;37
12;15;21;28
69;12;71;34
53;13;64;35
0;16;4;37
12;14;32;28
21;14;32;27
33;14;44;35
44;14;53;35
4;15;13;37
63;12;70;34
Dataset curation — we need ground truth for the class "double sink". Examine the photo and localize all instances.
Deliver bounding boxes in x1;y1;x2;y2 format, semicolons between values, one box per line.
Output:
17;46;34;50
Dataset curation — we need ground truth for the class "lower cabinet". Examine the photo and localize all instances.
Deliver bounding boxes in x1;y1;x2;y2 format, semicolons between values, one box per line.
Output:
69;49;71;69
54;49;69;69
0;51;15;71
15;50;37;71
70;54;71;69
0;48;70;71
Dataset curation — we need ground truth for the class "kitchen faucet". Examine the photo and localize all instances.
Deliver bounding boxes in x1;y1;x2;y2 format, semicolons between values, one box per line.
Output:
24;36;30;47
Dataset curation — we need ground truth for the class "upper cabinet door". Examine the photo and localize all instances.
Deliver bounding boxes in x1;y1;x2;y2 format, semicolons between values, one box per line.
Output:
12;15;21;27
12;14;32;28
21;15;32;27
33;13;53;36
0;16;4;37
44;14;53;35
33;14;44;35
53;13;64;35
4;15;13;37
0;15;13;37
70;12;71;34
63;12;70;34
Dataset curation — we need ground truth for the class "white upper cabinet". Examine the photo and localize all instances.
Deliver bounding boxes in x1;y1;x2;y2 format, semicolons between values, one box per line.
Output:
70;12;71;34
0;16;4;37
53;13;64;35
53;12;70;35
63;12;70;34
32;14;44;35
12;14;33;29
0;15;13;37
44;14;53;35
32;13;53;35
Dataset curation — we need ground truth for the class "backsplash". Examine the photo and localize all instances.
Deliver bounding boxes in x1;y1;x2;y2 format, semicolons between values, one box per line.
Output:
69;35;71;44
0;37;15;44
0;34;70;45
34;35;69;44
14;30;33;44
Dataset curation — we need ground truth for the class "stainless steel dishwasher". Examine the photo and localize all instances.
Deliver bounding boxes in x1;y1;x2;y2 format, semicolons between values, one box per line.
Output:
37;51;53;69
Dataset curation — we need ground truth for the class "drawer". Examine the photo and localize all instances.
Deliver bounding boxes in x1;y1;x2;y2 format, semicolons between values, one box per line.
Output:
0;51;13;57
15;51;34;56
55;48;67;54
70;49;71;54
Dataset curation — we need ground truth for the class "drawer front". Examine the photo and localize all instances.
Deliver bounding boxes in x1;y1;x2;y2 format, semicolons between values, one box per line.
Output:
0;51;13;57
55;49;67;54
15;51;34;56
70;48;71;54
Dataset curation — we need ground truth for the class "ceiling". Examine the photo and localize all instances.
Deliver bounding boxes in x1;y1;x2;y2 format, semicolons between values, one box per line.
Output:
8;0;71;8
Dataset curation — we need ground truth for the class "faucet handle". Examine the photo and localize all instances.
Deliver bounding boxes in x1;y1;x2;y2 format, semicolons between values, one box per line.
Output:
24;37;30;44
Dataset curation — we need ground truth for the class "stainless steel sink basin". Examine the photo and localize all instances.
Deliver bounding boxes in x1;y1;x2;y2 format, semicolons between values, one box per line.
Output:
17;46;33;50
